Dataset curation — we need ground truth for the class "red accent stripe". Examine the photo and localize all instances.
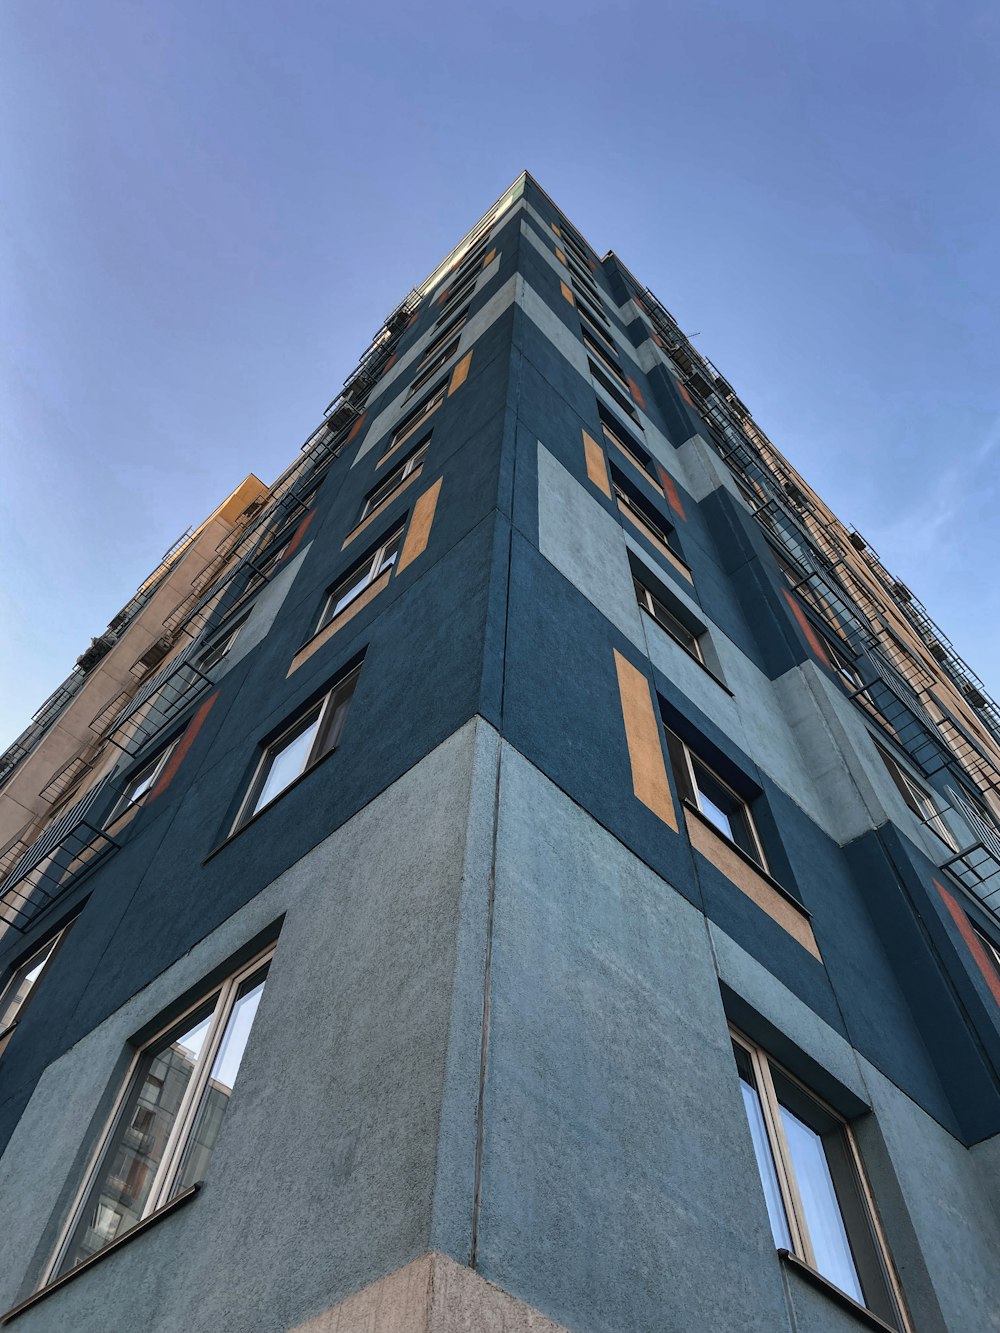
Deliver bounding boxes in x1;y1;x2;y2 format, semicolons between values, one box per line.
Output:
677;380;695;408
627;376;647;411
782;589;830;667
149;693;219;802
935;880;1000;1007
346;413;366;443
657;467;687;520
281;509;316;562
407;311;419;329
436;287;449;306
381;352;397;376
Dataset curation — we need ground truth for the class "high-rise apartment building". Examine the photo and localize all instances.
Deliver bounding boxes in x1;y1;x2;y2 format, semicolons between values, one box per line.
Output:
1;173;999;1333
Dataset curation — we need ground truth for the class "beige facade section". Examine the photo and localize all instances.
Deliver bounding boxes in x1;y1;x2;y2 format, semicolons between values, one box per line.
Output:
287;571;393;677
582;431;611;497
685;808;821;959
288;1252;570;1333
613;650;678;830
397;480;443;575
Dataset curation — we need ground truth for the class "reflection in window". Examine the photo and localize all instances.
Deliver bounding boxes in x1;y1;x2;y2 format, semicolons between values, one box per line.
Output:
319;529;402;628
54;952;271;1278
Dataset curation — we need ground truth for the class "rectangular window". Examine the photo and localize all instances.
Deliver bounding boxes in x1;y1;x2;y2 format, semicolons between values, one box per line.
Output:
418;308;469;367
732;1032;907;1329
0;925;70;1042
599;403;655;478
233;666;361;830
822;636;863;693
360;443;428;520
575;290;613;337
389;383;446;455
582;331;630;392
612;471;684;564
406;338;460;399
875;744;959;852
634;578;703;662
436;275;477;324
667;733;768;871
198;612;251;674
590;361;640;422
104;742;179;828
320;528;402;627
51;949;273;1280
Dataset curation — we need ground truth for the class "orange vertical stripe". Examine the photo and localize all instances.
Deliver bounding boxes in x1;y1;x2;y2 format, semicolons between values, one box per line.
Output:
583;431;611;497
346;413;367;443
397;478;442;573
149;693;219;802
560;281;575;306
613;650;677;830
627;376;647;411
448;351;472;395
281;509;316;561
935;880;1000;1007
677;380;695;408
657;468;687;520
782;589;831;667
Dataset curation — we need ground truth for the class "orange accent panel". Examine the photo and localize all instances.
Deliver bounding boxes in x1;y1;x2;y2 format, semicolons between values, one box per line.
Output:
407;312;419;329
782;590;831;667
397;478;442;574
346;413;367;444
589;259;598;272
482;248;496;267
448;351;472;395
382;352;397;375
149;692;219;802
613;650;677;830
657;468;686;520
935;880;1000;1007
687;810;821;959
437;287;449;306
627;376;646;410
652;332;664;349
582;431;611;497
282;509;316;561
554;248;567;266
551;223;562;236
287;571;391;677
560;281;575;306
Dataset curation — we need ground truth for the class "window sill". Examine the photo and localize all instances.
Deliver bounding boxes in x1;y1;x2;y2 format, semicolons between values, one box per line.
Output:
778;1250;899;1333
1;1185;200;1326
682;801;806;914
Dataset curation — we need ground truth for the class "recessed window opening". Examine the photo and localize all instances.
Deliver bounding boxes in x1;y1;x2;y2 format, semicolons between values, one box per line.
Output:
666;731;768;871
419;309;469;367
590;362;640;422
390;382;447;453
599;404;654;476
407;339;460;399
874;743;959;853
436;275;477;324
634;578;703;662
582;332;629;391
319;528;403;629
575;290;613;336
360;443;428;520
199;612;251;674
104;742;179;828
731;1031;908;1329
611;469;683;561
233;665;361;830
0;925;72;1039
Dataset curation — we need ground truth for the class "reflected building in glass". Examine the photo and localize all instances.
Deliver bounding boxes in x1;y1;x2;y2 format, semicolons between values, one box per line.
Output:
0;174;999;1332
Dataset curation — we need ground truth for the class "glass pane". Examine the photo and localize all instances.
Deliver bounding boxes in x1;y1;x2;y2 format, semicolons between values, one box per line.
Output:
58;1006;214;1275
172;971;268;1196
779;1102;864;1302
739;1077;793;1251
0;938;58;1030
252;716;320;816
329;569;376;619
376;534;402;576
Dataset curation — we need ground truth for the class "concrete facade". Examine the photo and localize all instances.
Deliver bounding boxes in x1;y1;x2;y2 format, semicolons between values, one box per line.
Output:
1;174;999;1332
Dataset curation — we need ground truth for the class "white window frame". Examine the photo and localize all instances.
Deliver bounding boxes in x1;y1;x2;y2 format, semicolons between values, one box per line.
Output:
198;612;250;674
318;528;403;631
406;338;460;400
104;742;179;828
46;947;275;1285
231;665;361;833
389;383;447;454
875;744;959;853
634;578;704;663
0;925;70;1041
731;1029;910;1330
360;446;428;521
669;733;769;871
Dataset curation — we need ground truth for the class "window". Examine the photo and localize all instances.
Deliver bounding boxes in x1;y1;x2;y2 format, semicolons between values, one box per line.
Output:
612;471;684;564
667;733;768;870
388;382;447;455
198;612;250;674
51;950;273;1279
436;274;477;324
418;308;469;367
360;443;428;521
0;926;70;1043
591;361;640;423
732;1032;907;1329
406;338;460;399
319;528;402;628
875;744;959;852
634;578;704;662
574;289;613;337
233;666;360;830
599;403;655;479
104;742;178;828
582;331;630;392
822;637;863;693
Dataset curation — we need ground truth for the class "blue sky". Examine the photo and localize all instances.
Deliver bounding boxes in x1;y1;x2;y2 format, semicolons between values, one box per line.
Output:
2;1;998;748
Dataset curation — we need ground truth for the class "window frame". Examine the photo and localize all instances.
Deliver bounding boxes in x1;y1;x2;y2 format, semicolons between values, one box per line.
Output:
418;307;470;368
103;741;179;829
667;732;769;872
611;470;684;564
874;742;960;853
731;1029;909;1330
198;611;251;674
231;664;361;833
360;443;428;520
0;924;72;1045
317;526;403;630
47;946;275;1284
591;360;640;422
582;330;630;392
388;381;447;455
406;338;460;400
634;577;704;663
